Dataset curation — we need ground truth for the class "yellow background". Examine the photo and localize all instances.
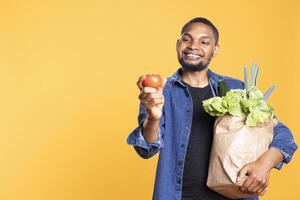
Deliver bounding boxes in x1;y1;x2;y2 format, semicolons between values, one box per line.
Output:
1;0;299;199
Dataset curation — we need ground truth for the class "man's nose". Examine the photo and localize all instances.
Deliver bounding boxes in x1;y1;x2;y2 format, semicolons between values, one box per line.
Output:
188;41;200;50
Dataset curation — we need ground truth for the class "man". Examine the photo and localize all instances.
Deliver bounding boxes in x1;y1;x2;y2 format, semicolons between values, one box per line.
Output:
127;17;297;200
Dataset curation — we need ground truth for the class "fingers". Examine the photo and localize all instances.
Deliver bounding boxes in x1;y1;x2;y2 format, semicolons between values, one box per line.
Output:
139;91;161;101
157;78;167;93
240;175;257;193
136;75;146;91
139;91;164;107
237;164;250;182
240;172;268;194
238;164;251;193
136;75;166;116
240;176;252;193
143;97;164;108
238;158;271;195
250;177;268;194
139;87;159;100
258;187;268;196
143;87;157;93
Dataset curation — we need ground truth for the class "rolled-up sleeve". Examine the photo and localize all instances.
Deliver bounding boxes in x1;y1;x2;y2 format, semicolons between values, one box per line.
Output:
127;105;165;159
270;118;298;169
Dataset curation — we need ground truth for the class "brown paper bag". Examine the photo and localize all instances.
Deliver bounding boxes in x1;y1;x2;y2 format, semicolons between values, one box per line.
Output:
206;114;278;199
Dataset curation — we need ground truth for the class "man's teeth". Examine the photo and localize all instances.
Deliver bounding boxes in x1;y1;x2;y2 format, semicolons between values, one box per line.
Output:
186;54;200;58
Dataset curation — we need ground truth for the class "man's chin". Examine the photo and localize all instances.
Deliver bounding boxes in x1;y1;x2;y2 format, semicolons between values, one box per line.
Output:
180;62;208;72
178;57;210;72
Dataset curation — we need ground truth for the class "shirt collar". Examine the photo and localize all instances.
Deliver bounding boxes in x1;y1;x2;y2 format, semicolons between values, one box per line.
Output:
169;67;224;87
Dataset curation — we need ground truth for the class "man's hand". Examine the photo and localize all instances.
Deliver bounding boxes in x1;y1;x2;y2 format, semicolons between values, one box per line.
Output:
136;75;166;144
137;75;166;121
237;147;284;195
237;159;270;195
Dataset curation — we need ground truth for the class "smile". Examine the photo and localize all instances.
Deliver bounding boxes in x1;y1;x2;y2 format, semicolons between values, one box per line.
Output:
183;53;202;61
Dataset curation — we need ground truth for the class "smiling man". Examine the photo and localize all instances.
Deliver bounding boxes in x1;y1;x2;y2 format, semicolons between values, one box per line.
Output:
127;17;297;200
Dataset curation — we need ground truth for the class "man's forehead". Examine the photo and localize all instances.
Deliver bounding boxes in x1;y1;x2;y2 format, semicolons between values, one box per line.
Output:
180;32;213;40
181;23;214;38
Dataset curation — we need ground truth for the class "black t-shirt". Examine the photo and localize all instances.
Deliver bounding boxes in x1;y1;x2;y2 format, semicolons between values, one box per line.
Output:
181;82;231;200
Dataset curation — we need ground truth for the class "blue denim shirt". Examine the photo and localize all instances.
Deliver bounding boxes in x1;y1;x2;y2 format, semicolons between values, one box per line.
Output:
127;69;298;200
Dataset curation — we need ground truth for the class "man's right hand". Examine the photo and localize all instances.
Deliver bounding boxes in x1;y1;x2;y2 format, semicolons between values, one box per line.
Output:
137;75;166;121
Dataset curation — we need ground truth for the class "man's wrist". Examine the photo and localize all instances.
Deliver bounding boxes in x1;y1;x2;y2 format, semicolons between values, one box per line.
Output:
258;156;274;171
146;116;160;122
259;148;284;170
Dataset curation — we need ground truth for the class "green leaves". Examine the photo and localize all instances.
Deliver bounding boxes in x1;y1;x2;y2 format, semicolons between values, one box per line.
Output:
203;97;227;116
248;86;264;100
202;86;274;126
223;90;245;116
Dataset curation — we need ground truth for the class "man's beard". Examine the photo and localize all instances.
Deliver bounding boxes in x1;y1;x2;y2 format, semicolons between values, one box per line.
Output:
178;57;211;72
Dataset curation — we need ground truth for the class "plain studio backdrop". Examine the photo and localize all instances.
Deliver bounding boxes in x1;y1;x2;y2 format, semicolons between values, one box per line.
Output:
1;0;299;199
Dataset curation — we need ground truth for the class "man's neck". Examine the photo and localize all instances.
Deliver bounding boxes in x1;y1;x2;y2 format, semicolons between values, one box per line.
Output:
181;68;209;88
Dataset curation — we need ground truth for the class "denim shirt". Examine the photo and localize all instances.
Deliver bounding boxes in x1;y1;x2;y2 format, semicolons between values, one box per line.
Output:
127;69;298;200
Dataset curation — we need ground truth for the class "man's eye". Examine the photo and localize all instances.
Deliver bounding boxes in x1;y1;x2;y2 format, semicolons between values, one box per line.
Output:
182;37;191;42
201;41;210;45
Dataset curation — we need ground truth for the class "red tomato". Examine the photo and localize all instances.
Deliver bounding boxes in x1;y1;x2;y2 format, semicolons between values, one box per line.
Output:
142;74;163;90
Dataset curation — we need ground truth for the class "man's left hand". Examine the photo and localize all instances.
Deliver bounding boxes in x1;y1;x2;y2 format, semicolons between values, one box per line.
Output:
236;147;284;196
237;159;271;195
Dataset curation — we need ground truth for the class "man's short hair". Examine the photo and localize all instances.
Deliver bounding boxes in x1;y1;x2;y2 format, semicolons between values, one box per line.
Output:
181;17;219;45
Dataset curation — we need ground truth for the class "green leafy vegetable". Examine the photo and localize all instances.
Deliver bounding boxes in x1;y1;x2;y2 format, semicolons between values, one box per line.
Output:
203;97;227;116
202;86;274;126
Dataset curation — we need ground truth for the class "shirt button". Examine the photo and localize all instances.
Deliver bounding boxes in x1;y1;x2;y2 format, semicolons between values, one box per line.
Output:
186;109;191;112
177;178;181;184
181;144;185;148
178;161;183;166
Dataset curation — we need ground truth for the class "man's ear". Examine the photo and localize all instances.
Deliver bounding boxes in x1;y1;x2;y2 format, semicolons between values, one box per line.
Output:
213;44;220;57
176;39;179;47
